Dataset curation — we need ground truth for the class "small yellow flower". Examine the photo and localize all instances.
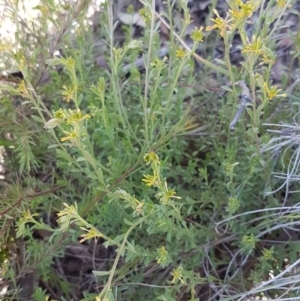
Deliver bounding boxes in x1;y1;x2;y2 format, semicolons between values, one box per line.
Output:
64;56;75;70
150;56;167;69
176;47;187;59
229;0;258;22
54;108;65;120
139;8;151;24
276;0;287;8
79;227;102;243
263;82;287;100
142;174;158;187
242;35;263;56
260;50;276;65
171;266;185;284
20;210;38;221
44;109;65;129
166;189;177;198
66;109;91;125
134;200;144;216
144;151;160;166
156;246;170;267
57;203;78;218
62;85;77;103
262;247;275;261
16;80;30;98
61;129;79;142
190;27;204;42
224;162;239;172
206;9;232;37
155;182;181;204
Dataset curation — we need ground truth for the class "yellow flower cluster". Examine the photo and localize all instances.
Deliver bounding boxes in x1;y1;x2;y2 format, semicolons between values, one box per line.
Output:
44;108;91;144
206;1;259;36
206;9;232;37
263;82;287;100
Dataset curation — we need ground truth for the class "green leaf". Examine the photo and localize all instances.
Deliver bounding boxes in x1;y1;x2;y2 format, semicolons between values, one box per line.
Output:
215;58;226;65
0;139;14;147
114;234;125;243
124;218;133;226
96;167;104;183
87;173;98;180
103;241;113;248
221;85;233;92
127;241;136;253
76;157;86;162
46;58;64;66
48;144;58;149
31;115;44;123
77;94;83;106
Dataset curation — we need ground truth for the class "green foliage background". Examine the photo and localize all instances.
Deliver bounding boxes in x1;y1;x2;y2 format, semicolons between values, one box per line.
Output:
1;0;300;300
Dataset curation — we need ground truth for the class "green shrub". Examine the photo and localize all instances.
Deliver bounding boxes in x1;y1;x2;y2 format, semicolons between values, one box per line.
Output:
0;0;299;300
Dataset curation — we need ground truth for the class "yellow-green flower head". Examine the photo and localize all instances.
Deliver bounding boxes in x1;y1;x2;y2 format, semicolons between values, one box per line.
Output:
134;201;144;216
242;35;263;56
156;246;170;267
61;129;79;142
144;151;160;166
171;266;185;284
206;9;232;37
229;0;259;21
142;174;158;187
176;47;187;59
263;82;287;100
44;109;66;129
191;26;204;42
79;227;101;243
276;0;289;8
66;109;91;125
54;108;65;120
62;85;77;103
